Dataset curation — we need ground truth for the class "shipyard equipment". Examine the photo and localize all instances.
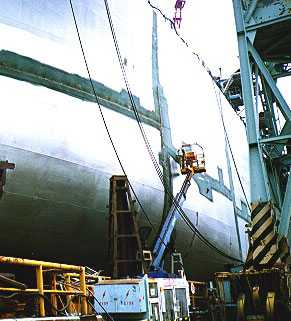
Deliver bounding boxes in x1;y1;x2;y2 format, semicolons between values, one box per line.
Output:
0;160;15;197
216;1;291;320
94;275;190;321
94;145;205;320
108;175;145;278
152;143;205;272
0;256;109;319
0;0;250;281
173;0;186;28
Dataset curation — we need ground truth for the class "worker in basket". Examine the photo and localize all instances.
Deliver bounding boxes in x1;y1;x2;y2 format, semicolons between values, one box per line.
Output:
178;143;206;175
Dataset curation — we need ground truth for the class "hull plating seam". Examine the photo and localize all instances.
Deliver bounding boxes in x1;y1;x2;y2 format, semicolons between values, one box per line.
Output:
0;50;249;222
0;50;160;129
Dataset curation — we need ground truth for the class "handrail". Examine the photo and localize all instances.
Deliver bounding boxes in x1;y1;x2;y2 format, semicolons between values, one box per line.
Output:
0;256;91;317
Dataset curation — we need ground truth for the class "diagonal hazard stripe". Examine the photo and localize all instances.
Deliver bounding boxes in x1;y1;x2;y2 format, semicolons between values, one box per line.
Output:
267;248;282;267
253;232;274;258
252;223;274;249
251;202;267;220
245;202;290;270
252;203;271;226
252;234;277;266
251;215;273;239
252;216;274;240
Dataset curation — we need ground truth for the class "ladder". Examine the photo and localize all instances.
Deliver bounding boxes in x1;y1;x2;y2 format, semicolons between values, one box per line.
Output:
108;175;144;278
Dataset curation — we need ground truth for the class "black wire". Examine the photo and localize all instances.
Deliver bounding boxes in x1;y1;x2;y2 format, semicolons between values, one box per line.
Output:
86;288;115;321
212;81;252;213
103;0;243;264
183;213;199;259
103;0;167;185
147;0;217;82
59;281;115;321
67;0;166;248
0;292;20;299
149;0;251;214
147;0;253;215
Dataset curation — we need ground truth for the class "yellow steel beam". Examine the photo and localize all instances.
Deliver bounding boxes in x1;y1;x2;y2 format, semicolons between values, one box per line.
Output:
0;256;82;271
65;274;74;314
51;272;57;316
0;287;83;295
36;265;45;317
0;287;38;292
80;267;88;315
44;290;82;294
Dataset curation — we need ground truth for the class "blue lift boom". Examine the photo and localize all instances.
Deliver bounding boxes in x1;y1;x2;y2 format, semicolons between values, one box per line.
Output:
151;143;206;272
151;172;193;271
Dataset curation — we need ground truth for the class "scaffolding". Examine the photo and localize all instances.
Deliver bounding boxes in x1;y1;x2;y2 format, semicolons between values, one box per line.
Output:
0;256;109;318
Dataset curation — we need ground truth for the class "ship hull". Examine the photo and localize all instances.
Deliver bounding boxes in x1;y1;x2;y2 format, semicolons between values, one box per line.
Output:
0;0;250;279
0;143;245;279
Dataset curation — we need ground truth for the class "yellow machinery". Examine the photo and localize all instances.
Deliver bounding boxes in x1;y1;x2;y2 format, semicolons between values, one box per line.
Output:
188;280;209;320
215;269;291;321
178;143;206;175
0;256;109;319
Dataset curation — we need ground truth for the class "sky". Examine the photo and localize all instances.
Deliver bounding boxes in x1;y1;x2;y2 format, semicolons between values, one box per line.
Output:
155;0;290;106
155;0;240;78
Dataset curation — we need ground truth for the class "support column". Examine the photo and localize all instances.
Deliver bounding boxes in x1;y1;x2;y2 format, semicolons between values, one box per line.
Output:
80;267;87;315
232;0;268;204
279;173;291;240
36;265;45;317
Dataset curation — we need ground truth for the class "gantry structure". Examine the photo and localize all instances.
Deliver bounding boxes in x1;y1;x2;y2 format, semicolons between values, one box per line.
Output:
230;0;291;268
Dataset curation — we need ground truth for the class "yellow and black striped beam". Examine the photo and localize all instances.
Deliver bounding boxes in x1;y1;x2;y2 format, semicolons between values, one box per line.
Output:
244;202;289;270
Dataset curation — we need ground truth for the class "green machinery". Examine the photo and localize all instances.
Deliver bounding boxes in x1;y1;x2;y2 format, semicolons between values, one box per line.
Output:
217;1;291;320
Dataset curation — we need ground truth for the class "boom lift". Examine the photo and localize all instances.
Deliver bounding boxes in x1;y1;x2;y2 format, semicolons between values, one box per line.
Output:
151;143;206;272
216;1;291;320
94;144;206;321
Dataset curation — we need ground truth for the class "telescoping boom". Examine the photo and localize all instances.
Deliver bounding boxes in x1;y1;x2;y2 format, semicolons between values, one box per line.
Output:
151;143;206;271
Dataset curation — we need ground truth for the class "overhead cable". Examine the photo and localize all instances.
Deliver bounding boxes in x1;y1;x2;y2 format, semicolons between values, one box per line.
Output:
103;0;243;263
212;82;252;212
68;0;167;249
148;0;251;214
147;0;218;83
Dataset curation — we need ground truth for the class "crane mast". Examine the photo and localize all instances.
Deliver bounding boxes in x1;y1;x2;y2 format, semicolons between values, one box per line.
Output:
214;2;291;320
231;0;291;270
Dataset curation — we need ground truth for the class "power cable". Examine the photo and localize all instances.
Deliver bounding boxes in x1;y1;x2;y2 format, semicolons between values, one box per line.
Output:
68;0;167;249
147;0;218;83
103;0;166;185
147;0;253;211
104;0;243;263
146;0;255;215
86;287;115;321
58;281;114;321
103;0;243;263
212;81;252;213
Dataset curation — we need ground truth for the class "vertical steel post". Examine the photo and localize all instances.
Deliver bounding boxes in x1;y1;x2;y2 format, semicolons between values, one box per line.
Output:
80;267;87;315
65;274;74;314
36;265;45;317
225;136;243;260
112;179;118;278
279;174;291;239
232;0;268;203
247;42;291;122
51;272;57;316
